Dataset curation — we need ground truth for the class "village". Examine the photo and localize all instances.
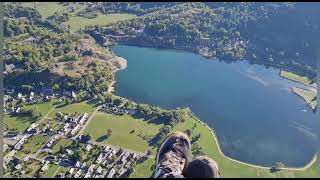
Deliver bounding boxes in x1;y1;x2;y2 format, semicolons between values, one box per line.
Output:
3;87;149;178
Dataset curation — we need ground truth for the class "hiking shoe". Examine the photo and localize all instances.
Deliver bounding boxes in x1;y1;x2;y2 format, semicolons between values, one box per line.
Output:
154;131;191;178
183;156;220;178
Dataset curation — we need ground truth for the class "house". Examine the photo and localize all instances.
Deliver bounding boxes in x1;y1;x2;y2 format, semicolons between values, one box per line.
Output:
79;113;88;125
85;144;93;152
31;123;37;129
26;127;36;134
88;164;95;172
95;153;107;164
23;155;30;162
69;168;76;175
81;162;87;169
15;107;21;113
118;167;127;176
56;112;64;119
41;161;50;172
107;168;116;178
66;149;74;155
104;146;110;152
15;163;22;170
71;91;77;99
55;173;65;178
75;161;82;168
96;166;103;174
102;160;108;167
74;169;83;178
71;124;81;135
17;93;23;99
84;171;91;178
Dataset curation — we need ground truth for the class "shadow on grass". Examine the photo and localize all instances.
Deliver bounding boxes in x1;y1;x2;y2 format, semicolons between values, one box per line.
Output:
96;135;108;142
56;103;68;108
53;101;62;106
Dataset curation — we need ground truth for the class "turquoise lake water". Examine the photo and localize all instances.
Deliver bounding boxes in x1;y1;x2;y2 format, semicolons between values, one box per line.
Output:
113;45;318;167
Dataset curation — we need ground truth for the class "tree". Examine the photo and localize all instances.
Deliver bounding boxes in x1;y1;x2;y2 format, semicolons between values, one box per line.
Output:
185;129;192;136
69;150;81;162
270;162;285;173
107;128;112;137
31;107;42;119
146;148;152;156
98;94;104;103
191;133;201;143
21;84;33;93
53;84;60;91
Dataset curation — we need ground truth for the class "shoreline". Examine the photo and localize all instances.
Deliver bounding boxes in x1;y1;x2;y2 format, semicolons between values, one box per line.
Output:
197;119;317;171
108;56;128;93
110;46;317;171
291;86;317;110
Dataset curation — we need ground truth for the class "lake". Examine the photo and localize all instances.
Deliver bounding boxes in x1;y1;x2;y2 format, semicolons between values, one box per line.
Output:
113;44;318;167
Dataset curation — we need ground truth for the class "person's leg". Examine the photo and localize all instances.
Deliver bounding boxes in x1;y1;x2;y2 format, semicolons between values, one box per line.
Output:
183;156;220;178
154;131;190;178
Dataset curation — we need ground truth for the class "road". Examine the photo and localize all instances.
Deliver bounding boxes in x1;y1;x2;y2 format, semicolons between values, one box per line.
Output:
73;105;103;140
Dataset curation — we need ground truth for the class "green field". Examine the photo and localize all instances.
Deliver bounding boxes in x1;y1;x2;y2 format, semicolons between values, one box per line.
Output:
22;135;50;154
129;158;155;178
52;138;73;154
4;102;55;132
41;164;60;178
22;2;136;32
48;101;96;118
280;70;313;86
22;2;69;19
4;114;34;132
67;13;136;32
83;112;163;152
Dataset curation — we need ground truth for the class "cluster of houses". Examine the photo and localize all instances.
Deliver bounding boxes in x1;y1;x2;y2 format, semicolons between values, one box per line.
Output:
56;112;89;138
3;87;78;114
56;143;140;178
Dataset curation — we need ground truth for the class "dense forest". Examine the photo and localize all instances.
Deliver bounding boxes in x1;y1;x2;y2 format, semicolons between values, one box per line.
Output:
4;3;116;100
84;2;319;79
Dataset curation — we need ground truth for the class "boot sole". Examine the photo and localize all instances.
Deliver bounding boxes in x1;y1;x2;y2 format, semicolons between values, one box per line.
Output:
155;131;191;173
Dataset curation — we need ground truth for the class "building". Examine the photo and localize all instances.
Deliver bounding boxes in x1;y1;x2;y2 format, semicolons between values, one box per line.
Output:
88;164;95;172
69;168;76;175
107;169;116;178
85;144;93;152
75;161;82;168
15;163;22;170
74;169;83;178
79;113;88;125
41;161;50;172
96;166;103;174
84;171;92;178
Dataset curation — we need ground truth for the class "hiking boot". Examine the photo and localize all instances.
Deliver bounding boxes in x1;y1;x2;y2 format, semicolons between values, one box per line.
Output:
154;131;191;178
183;156;220;178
